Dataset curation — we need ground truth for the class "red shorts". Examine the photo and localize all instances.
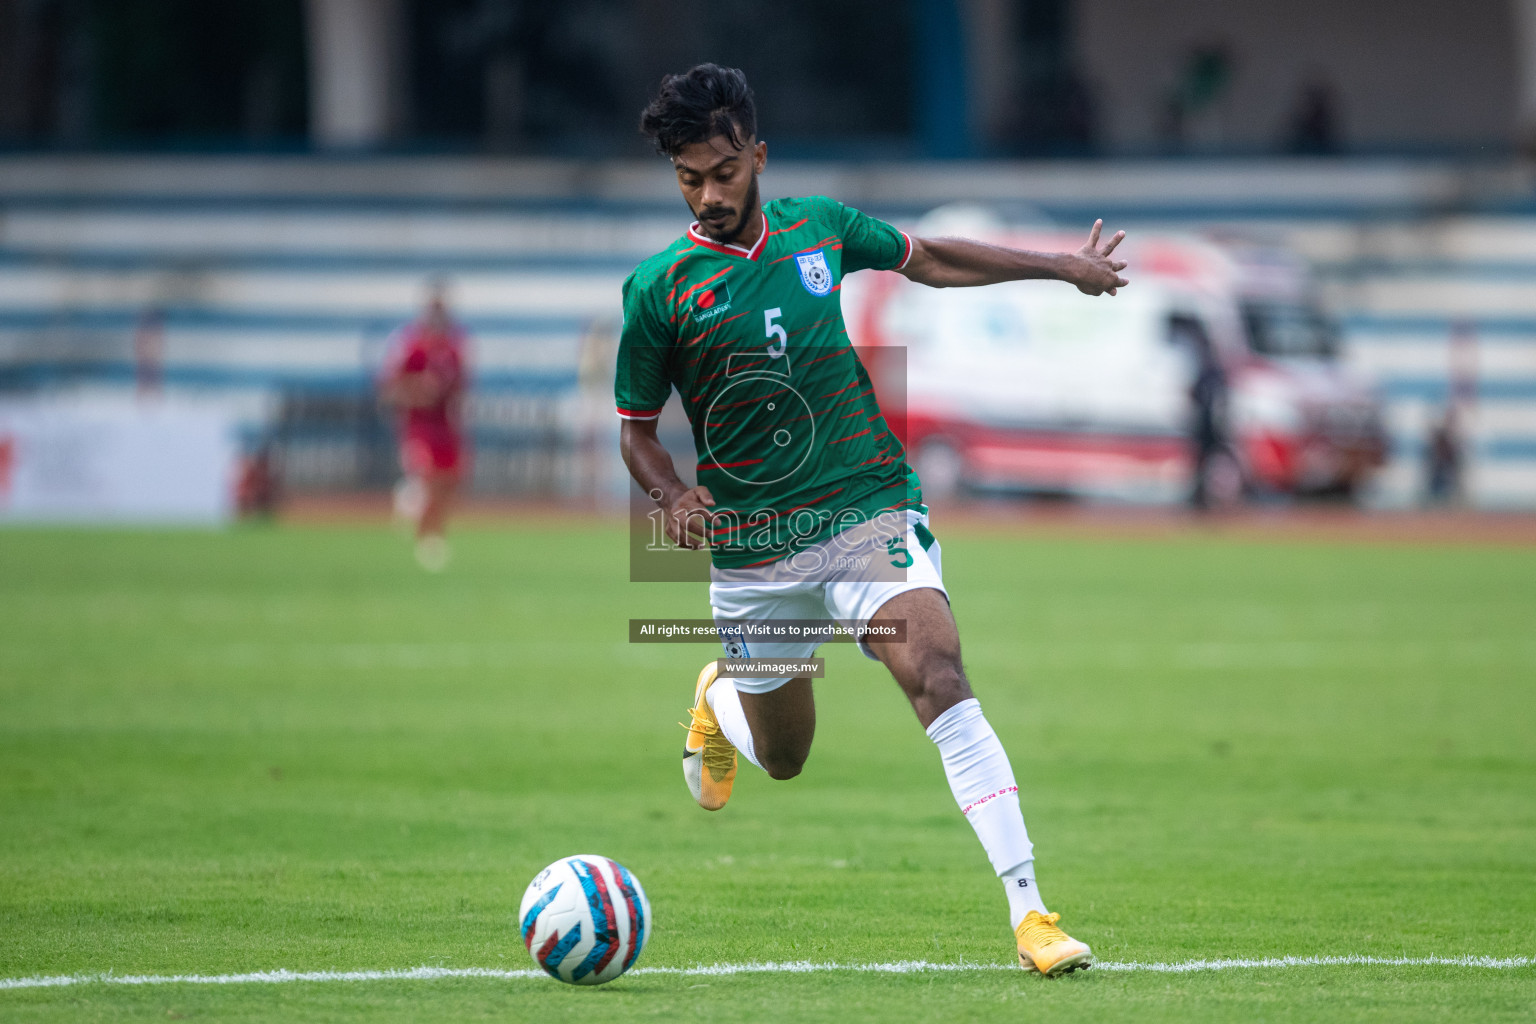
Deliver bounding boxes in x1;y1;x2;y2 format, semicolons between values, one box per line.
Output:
402;426;464;476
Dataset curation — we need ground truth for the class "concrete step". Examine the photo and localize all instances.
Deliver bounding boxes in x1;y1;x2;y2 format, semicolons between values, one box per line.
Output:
0;265;623;320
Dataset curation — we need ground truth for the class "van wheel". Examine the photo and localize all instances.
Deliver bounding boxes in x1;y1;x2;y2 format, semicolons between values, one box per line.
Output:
915;440;964;501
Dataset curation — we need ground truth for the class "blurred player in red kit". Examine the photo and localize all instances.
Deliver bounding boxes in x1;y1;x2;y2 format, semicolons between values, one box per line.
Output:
380;281;470;570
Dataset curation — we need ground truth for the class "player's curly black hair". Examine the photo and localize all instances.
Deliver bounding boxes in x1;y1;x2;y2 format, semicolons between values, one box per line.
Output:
639;63;757;157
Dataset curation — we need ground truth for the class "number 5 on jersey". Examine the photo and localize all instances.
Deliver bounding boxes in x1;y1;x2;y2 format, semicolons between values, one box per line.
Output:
764;308;787;359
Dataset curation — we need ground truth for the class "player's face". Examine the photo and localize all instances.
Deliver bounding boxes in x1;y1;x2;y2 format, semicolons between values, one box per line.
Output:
672;135;767;244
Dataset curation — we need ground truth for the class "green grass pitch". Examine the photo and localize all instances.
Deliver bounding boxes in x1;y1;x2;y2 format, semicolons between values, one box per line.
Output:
1;520;1533;1022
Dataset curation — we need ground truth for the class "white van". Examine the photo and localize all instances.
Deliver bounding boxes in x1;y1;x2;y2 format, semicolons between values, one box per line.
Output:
842;212;1385;504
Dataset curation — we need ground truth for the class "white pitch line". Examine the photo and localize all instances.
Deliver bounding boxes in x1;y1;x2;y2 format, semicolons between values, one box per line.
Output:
1;955;1531;991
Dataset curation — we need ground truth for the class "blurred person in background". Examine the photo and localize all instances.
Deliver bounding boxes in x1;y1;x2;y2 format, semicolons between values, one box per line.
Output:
380;280;470;571
1286;80;1341;155
1428;321;1478;506
234;440;281;519
133;307;165;397
1179;318;1233;510
1425;407;1462;505
577;317;621;510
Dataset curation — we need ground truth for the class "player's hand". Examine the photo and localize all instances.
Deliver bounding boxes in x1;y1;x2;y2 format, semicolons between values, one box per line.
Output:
662;485;716;549
1069;220;1129;296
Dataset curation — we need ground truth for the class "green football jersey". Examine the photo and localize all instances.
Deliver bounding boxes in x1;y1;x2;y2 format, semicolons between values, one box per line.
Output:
616;195;922;569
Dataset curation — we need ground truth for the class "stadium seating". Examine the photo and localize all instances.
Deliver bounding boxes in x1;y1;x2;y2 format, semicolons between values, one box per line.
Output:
0;156;1532;507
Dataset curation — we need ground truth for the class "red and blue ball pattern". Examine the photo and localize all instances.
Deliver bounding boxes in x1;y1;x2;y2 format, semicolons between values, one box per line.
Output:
518;855;651;985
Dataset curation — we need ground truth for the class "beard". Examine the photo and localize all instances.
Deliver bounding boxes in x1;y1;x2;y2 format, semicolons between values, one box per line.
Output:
695;174;759;245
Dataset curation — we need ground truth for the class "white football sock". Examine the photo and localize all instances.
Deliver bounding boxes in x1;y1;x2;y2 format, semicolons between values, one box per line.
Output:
1001;862;1047;926
926;698;1047;929
705;678;763;770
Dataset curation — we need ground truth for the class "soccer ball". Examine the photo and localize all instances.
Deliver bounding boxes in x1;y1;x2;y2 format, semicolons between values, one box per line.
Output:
519;855;651;985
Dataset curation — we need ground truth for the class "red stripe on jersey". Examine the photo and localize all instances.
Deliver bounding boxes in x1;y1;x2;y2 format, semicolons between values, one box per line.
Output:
896;231;914;270
678;267;730;304
715;387;789;410
786;316;838;339
665;246;701;278
616;406;663;420
710;487;846;535
694;310;748;347
798;349;846;370
767;218;809;235
769;235;841;264
698;459;765;470
735;553;788;569
830;428;871;444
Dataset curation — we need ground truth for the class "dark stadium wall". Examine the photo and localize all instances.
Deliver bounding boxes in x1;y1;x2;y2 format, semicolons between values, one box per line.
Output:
1;0;1532;156
0;0;311;149
1075;0;1522;155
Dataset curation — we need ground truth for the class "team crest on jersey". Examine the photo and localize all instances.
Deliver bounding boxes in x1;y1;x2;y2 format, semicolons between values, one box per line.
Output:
794;250;834;296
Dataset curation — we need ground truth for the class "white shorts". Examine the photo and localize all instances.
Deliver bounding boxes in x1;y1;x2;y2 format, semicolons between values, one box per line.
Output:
708;510;946;693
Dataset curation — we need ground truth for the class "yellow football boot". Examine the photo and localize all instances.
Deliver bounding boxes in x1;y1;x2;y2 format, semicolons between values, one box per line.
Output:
1015;911;1093;976
681;660;737;811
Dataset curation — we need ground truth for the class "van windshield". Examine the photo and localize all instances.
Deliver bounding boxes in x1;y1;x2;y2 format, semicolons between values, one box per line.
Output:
1241;303;1337;359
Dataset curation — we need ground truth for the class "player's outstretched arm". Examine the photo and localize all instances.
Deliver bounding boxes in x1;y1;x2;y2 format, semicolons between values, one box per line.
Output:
620;418;715;549
898;219;1128;296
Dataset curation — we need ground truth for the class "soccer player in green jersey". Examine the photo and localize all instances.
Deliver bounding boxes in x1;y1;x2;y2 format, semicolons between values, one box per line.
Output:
618;64;1128;976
